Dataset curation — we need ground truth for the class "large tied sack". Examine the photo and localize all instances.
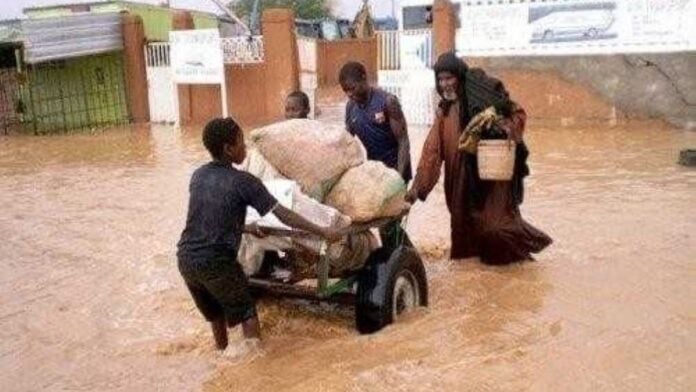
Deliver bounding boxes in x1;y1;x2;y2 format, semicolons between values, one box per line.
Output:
239;146;283;181
325;161;407;222
250;119;366;200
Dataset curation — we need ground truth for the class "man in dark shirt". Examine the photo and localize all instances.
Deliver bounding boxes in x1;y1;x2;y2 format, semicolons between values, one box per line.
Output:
177;117;340;353
340;61;412;182
340;61;413;248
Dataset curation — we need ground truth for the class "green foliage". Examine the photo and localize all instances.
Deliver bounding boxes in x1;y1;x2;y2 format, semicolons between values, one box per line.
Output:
229;0;331;20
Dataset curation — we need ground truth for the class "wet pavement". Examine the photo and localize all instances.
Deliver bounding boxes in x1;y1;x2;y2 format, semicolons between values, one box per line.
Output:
0;116;694;391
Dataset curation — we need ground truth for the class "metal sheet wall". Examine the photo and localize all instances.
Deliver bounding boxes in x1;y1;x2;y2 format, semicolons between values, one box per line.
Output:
22;13;123;64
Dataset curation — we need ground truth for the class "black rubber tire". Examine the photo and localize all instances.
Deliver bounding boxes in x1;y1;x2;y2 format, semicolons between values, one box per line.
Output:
355;239;428;334
678;149;696;167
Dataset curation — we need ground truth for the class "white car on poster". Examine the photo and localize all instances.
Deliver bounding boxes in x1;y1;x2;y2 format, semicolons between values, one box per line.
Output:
531;9;615;42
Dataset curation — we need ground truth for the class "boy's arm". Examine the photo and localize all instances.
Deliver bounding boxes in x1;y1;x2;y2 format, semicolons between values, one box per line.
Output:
272;205;342;241
241;173;342;240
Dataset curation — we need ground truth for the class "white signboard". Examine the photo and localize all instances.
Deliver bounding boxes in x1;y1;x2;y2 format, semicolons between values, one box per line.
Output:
170;29;227;117
170;29;224;84
456;0;696;56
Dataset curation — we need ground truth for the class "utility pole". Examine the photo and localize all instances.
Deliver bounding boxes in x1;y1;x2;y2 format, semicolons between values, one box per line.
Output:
249;0;261;34
208;0;251;34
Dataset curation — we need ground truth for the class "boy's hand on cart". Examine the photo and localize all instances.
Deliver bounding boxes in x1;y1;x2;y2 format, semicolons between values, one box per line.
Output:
321;227;344;242
321;219;351;241
247;222;267;238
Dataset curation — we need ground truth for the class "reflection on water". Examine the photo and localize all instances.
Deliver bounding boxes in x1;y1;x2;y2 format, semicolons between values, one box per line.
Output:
0;120;694;391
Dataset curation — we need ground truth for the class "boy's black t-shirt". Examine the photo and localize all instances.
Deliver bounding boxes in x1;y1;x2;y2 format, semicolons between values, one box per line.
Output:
177;161;277;264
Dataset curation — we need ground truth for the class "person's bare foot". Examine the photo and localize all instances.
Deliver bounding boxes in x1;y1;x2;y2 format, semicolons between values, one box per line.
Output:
220;338;264;360
457;256;481;263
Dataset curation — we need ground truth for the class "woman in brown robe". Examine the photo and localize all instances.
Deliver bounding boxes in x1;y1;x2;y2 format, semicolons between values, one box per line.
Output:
406;52;551;264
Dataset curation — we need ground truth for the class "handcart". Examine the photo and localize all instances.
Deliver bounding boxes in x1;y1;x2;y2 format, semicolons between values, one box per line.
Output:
244;215;428;334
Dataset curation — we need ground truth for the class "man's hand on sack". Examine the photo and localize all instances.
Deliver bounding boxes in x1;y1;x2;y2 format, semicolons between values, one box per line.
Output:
404;187;419;205
399;200;412;216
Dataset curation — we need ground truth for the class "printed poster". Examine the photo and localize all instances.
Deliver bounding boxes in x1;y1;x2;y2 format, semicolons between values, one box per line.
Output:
456;0;696;56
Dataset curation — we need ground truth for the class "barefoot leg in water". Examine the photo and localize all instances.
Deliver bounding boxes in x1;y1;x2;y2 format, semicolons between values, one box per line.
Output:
211;317;228;350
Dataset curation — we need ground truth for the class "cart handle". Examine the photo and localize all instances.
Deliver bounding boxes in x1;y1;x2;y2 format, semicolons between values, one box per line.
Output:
243;213;407;239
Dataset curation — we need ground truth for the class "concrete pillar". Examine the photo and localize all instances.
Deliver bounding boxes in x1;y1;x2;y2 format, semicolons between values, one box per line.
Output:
261;9;300;120
432;0;457;61
172;11;195;125
121;13;149;123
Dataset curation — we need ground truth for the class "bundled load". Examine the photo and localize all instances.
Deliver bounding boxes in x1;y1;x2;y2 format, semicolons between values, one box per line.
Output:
286;230;380;278
325;161;407;222
238;119;407;277
250;119;366;200
241;147;282;181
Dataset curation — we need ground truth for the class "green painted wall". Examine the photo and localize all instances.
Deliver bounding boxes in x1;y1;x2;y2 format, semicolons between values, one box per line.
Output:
121;4;174;41
21;53;128;134
120;3;219;41
192;14;219;30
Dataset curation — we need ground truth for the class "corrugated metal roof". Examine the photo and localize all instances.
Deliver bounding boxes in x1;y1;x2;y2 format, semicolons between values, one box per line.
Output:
0;20;22;44
22;12;123;64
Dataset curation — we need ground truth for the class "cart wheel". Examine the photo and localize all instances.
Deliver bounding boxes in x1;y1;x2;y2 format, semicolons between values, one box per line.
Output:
355;240;428;334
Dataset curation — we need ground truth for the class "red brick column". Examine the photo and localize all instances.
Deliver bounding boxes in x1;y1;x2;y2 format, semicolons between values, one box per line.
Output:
261;9;300;121
432;0;457;60
172;11;196;125
121;13;149;123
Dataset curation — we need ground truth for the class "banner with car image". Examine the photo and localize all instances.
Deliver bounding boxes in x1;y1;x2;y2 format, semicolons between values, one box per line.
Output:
456;0;696;56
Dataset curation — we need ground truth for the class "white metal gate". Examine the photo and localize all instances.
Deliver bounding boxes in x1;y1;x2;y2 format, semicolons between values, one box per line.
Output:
377;29;433;70
145;42;178;123
377;29;436;125
297;36;317;119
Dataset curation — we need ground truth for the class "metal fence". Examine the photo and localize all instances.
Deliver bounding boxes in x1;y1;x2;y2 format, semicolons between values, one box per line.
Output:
145;42;170;67
378;30;401;70
21;52;129;134
145;37;264;65
221;36;264;64
377;29;433;70
0;68;21;134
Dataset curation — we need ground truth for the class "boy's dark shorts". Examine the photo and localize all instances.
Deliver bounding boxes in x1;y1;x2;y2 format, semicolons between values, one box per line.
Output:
178;255;256;326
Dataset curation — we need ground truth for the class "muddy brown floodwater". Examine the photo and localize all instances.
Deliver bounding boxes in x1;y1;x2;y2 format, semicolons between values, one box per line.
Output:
0;116;694;392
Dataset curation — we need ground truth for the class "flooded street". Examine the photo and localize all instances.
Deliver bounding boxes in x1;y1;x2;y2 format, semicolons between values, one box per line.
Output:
1;117;694;391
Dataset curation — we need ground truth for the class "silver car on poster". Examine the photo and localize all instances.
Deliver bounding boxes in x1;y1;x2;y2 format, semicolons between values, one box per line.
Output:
531;9;615;42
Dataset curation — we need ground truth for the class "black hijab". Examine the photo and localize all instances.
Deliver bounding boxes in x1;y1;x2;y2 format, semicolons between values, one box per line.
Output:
433;51;470;132
433;51;514;132
433;52;529;209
